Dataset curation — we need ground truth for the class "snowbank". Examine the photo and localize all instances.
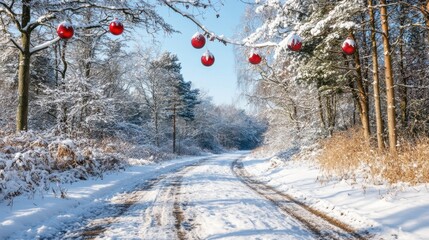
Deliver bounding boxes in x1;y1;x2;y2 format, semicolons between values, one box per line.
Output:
243;147;429;239
0;155;209;239
0;131;177;204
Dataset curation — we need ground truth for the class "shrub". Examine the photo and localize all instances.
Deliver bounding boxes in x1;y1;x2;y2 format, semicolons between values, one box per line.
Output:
317;128;429;185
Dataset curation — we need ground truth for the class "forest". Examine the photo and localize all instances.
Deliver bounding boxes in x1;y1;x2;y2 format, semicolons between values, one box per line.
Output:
0;1;266;150
234;0;429;184
0;1;266;202
1;0;429;202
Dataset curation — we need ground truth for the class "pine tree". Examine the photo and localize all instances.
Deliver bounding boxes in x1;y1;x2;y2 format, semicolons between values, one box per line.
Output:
368;0;385;151
380;0;397;153
159;53;200;153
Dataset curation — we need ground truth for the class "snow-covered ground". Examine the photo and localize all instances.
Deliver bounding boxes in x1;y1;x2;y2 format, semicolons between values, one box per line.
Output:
243;150;429;240
1;151;428;239
0;155;208;239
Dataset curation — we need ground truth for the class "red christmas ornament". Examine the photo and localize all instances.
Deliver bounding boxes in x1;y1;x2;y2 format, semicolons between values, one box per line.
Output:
286;32;302;51
342;37;356;55
191;32;206;49
109;18;124;35
248;52;262;65
57;22;74;39
201;50;215;67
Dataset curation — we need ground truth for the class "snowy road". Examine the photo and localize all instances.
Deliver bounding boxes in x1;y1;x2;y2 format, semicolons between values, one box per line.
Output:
5;153;369;239
231;158;368;240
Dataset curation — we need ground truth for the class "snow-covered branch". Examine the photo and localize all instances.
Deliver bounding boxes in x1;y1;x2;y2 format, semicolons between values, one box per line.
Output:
162;0;278;48
24;13;56;32
30;37;61;55
164;0;210;8
162;0;236;45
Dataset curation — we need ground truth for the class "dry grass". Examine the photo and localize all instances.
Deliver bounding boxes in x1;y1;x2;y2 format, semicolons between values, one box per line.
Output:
53;142;77;169
317;128;429;185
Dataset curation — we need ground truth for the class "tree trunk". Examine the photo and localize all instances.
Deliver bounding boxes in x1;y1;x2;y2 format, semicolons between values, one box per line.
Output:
155;109;160;147
292;103;300;131
317;80;326;130
351;33;371;142
326;95;336;136
16;0;32;132
360;13;370;95
380;0;397;153
79;9;94;134
173;104;177;154
368;0;385;151
54;43;60;85
398;3;408;129
59;41;68;134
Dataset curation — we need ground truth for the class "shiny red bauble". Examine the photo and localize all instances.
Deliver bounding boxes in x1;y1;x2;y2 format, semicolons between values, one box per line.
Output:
342;37;356;55
109;18;124;35
191;32;206;49
57;22;74;39
286;32;302;51
201;50;215;67
248;52;262;64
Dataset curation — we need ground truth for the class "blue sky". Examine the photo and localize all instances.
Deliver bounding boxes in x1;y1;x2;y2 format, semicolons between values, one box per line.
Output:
157;1;248;107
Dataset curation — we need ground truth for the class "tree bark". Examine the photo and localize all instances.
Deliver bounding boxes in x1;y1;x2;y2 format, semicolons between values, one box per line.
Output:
351;33;371;142
398;3;408;129
59;41;68;134
155;108;160;147
345;57;359;127
317;81;326;130
16;0;32;132
326;95;336;136
368;0;385;151
173;104;177;154
380;0;397;153
360;13;370;95
151;79;160;147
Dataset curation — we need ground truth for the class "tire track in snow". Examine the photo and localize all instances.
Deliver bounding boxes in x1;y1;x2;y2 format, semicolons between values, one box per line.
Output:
65;157;209;239
63;176;162;239
231;158;372;240
138;157;207;240
170;160;203;240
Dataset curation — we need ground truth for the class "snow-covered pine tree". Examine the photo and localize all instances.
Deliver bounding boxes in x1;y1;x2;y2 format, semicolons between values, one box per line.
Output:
155;52;200;153
237;0;378;146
